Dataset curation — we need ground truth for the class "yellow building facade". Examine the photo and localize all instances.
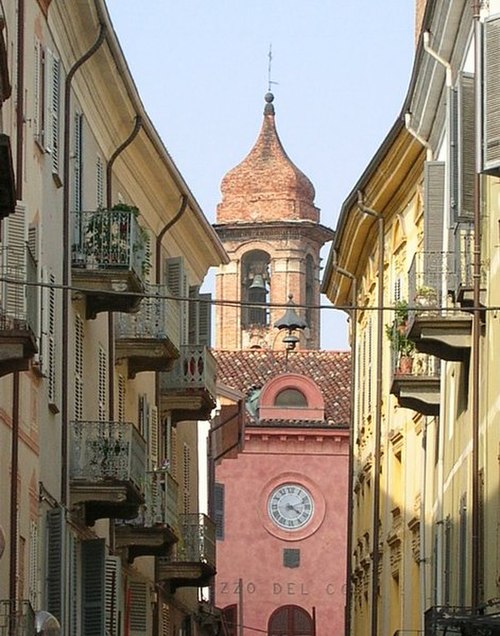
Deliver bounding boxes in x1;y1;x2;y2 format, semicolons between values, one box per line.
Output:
0;0;227;634
324;0;500;633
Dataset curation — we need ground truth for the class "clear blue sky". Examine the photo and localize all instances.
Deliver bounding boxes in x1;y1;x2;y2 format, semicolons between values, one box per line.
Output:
106;1;416;350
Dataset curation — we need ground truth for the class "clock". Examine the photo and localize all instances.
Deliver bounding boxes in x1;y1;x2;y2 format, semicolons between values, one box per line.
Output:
267;483;314;531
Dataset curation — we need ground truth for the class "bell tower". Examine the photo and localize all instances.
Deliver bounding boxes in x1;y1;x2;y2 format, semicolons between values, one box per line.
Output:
214;93;334;351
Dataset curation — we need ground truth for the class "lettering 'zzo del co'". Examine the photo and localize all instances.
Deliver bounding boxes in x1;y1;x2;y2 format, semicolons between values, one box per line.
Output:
218;581;336;595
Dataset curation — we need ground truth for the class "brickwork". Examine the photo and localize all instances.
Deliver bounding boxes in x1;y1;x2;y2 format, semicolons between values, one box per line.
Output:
215;94;333;351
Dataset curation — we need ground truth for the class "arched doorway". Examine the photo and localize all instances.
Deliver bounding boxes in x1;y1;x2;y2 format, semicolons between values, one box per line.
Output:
221;604;237;636
268;605;314;636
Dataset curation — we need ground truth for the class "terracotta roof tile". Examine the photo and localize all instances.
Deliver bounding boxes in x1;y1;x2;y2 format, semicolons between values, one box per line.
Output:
214;349;351;428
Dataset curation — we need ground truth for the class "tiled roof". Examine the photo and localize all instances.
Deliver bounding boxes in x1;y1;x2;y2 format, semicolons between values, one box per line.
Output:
214;349;351;427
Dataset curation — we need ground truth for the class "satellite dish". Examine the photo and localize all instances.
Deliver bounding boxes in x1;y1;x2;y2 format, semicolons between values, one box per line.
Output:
35;611;61;635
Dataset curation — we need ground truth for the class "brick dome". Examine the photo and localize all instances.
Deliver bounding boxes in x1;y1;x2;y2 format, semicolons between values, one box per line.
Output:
216;93;319;224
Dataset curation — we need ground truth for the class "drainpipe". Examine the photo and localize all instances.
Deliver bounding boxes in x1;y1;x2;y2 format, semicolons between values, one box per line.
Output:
105;115;143;421
61;24;106;505
357;191;384;636
404;113;433;161
471;0;482;612
15;0;24;200
330;255;357;636
420;417;429;632
423;31;453;88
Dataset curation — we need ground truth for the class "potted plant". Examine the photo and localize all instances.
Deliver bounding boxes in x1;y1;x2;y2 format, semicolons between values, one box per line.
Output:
385;300;415;373
414;285;438;311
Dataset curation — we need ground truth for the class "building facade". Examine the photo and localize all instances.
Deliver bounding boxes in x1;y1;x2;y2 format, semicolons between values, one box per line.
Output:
323;0;500;633
212;94;351;636
0;1;227;634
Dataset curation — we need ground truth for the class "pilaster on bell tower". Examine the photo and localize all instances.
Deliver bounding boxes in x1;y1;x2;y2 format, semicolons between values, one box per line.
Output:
214;93;334;351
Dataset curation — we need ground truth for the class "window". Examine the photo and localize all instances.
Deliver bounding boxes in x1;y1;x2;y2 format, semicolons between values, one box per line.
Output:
268;605;313;636
222;605;237;636
274;388;307;408
241;250;270;327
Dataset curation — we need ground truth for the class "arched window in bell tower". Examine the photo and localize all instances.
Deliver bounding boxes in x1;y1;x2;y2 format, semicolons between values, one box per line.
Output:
305;254;315;328
241;250;270;328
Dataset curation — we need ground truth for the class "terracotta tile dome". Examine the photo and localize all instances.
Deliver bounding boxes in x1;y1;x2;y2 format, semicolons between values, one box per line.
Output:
216;93;319;224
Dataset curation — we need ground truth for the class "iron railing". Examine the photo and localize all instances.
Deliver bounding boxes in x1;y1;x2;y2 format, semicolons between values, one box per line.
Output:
71;209;147;279
160;346;216;398
116;284;181;347
424;605;500;634
70;420;146;493
408;251;456;315
160;513;215;567
391;343;440;380
0;245;37;334
0;600;35;636
122;469;179;529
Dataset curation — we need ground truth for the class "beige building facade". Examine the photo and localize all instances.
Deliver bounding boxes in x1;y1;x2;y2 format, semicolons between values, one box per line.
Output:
324;0;500;633
0;1;227;634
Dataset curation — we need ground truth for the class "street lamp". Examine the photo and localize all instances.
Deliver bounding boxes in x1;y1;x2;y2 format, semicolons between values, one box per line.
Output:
274;294;307;352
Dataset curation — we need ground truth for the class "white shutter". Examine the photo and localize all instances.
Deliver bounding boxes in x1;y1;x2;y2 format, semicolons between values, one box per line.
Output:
96;156;104;209
45;50;61;175
2;204;27;318
74;113;83;212
118;374;125;422
33;39;43;144
483;15;500;175
170;427;177;480
105;556;122;636
28;520;39;608
164;257;188;344
182;443;191;514
48;273;56;405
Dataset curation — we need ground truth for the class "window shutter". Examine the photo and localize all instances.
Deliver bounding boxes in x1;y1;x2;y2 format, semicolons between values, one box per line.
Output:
46;508;65;623
165;257;188;344
45;50;61;175
96;156;104;209
483;15;500;175
74;113;83;212
2;204;27;318
33;39;43;143
182;443;191;514
105;556;122;636
138;394;148;438
160;603;171;636
28;520;39;608
69;532;79;636
48;273;56;405
449;75;475;221
75;314;84;420
128;580;149;636
149;405;159;470
98;346;107;421
118;374;125;422
188;286;212;346
81;539;105;636
170;427;177;480
214;482;225;540
424;161;445;253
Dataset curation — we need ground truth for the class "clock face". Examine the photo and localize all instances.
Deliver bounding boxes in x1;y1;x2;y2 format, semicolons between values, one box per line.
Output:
267;483;314;531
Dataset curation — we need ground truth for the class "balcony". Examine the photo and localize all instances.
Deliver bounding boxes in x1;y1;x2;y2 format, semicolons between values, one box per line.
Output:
424;606;500;635
71;208;147;319
0;600;34;636
115;469;179;561
70;420;146;525
406;251;473;361
159;346;217;422
390;350;440;416
157;513;216;590
0;245;37;376
115;285;181;378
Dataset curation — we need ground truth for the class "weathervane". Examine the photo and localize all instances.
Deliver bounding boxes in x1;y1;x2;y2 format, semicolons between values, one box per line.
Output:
267;44;279;92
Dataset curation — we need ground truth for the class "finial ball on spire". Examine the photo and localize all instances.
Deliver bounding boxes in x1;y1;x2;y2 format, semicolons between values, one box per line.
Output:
265;92;274;103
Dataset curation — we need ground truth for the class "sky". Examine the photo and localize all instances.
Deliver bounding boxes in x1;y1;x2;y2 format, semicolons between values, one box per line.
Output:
106;1;416;351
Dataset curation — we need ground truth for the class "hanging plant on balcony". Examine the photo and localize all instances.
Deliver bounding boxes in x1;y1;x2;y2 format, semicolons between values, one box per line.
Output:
110;203;151;277
385;300;415;373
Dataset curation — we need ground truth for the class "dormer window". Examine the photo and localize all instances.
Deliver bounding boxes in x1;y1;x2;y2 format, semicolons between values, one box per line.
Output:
275;388;307;408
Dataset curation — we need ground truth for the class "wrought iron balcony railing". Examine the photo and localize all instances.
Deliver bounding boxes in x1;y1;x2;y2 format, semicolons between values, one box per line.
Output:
125;469;179;529
160;346;216;397
0;600;35;636
70;420;146;493
71;208;147;279
161;513;216;567
0;245;37;334
116;284;181;347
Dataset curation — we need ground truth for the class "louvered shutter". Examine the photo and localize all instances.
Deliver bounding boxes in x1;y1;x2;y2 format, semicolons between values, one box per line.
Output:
45;49;61;175
149;405;159;470
182;443;191;514
46;508;65;623
74;113;83;212
47;273;56;404
188;287;212;346
128;580;149;636
160;603;171;636
483;15;500;175
2;204;27;318
105;556;122;636
165;257;188;344
118;374;125;422
81;539;105;636
96;156;104;209
74;315;84;420
69;532;79;636
458;493;467;606
214;483;225;540
28;520;39;608
98;346;107;421
423;161;445;294
33;40;43;143
449;75;475;221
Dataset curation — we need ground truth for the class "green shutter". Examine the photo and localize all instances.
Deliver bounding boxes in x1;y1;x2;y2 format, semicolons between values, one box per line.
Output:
46;508;65;623
81;539;105;636
214;482;225;540
483;15;500;175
